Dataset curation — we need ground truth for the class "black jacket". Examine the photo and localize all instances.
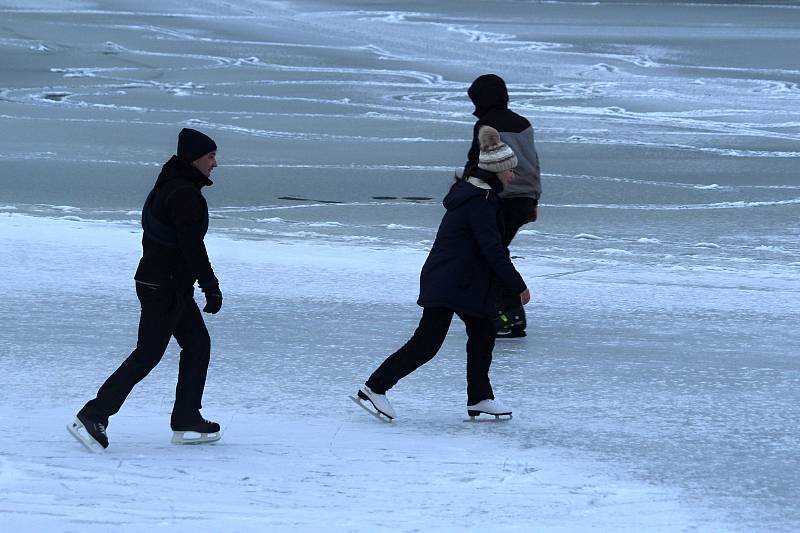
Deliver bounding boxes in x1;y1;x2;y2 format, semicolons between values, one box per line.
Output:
134;156;218;291
417;170;527;318
463;74;542;201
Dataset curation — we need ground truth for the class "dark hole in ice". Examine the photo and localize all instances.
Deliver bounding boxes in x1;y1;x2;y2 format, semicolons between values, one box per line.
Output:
278;196;342;204
42;93;70;102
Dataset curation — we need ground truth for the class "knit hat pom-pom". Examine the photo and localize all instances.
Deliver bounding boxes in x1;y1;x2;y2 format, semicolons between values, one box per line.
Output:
478;126;503;150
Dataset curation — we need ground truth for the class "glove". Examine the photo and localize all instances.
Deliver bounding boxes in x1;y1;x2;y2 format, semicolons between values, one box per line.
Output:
202;285;223;314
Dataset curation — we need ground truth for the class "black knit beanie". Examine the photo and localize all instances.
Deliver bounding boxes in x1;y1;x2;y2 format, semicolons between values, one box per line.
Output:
177;128;217;162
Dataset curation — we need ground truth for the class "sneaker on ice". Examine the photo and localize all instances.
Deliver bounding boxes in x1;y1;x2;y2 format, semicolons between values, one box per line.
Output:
496;328;527;339
68;412;109;452
494;307;526;332
467;399;512;418
357;386;397;419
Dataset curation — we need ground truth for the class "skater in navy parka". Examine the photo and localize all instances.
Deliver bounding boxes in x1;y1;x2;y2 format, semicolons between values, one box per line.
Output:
356;126;530;420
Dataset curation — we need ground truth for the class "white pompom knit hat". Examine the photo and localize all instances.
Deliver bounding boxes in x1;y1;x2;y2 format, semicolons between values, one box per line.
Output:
477;126;517;173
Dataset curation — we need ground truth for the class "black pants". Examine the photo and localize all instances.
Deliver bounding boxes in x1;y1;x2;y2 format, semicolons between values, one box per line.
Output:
365;307;496;405
499;197;537;329
502;197;536;247
81;283;211;427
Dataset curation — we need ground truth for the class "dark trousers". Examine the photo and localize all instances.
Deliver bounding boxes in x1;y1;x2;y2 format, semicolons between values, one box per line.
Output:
81;283;211;427
502;197;537;247
365;307;496;405
499;197;537;328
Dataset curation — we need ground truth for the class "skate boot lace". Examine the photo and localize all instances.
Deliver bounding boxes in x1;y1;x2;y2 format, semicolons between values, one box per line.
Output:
96;422;107;435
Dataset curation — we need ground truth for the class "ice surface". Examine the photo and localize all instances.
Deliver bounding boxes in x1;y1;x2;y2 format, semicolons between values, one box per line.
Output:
1;0;799;531
0;213;713;532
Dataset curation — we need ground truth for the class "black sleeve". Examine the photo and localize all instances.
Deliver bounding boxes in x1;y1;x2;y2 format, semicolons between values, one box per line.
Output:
467;197;527;293
168;187;218;289
462;121;482;177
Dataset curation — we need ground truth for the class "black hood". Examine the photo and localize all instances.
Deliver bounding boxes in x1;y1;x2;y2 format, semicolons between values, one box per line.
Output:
443;177;494;211
468;74;509;118
155;155;213;189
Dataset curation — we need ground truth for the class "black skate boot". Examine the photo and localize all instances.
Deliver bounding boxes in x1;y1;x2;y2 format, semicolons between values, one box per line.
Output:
171;416;221;445
68;411;109;452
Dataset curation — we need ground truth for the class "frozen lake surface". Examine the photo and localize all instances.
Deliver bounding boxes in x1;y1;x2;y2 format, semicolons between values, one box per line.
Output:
1;0;799;531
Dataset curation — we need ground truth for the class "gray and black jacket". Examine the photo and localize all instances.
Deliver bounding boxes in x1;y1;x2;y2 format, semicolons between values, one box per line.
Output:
463;74;542;202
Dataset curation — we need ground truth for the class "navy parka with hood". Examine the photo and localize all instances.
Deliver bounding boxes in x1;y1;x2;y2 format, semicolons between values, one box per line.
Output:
417;170;527;318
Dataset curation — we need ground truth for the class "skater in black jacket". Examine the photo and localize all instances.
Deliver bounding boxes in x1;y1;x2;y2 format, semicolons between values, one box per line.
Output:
463;74;541;338
356;126;530;421
68;128;224;451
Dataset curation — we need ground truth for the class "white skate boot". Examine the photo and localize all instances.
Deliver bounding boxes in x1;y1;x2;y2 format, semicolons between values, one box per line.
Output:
466;399;512;421
351;385;396;421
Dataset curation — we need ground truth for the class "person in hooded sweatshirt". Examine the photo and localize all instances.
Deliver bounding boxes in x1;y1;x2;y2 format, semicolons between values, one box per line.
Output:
68;128;224;451
463;74;541;338
356;126;530;421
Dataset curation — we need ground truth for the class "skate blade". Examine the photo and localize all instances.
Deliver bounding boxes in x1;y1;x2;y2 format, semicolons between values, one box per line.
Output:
171;431;222;445
349;395;393;423
463;413;513;423
67;418;105;453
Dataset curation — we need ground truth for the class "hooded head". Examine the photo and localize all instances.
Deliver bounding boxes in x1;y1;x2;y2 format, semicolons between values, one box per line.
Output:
467;74;509;118
177;128;217;163
477;126;517;174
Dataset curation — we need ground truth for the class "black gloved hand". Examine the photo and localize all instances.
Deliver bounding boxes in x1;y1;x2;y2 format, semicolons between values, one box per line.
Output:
202;285;223;314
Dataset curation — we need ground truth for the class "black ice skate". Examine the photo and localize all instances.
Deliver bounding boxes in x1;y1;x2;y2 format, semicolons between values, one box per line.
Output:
170;418;221;445
67;412;109;452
